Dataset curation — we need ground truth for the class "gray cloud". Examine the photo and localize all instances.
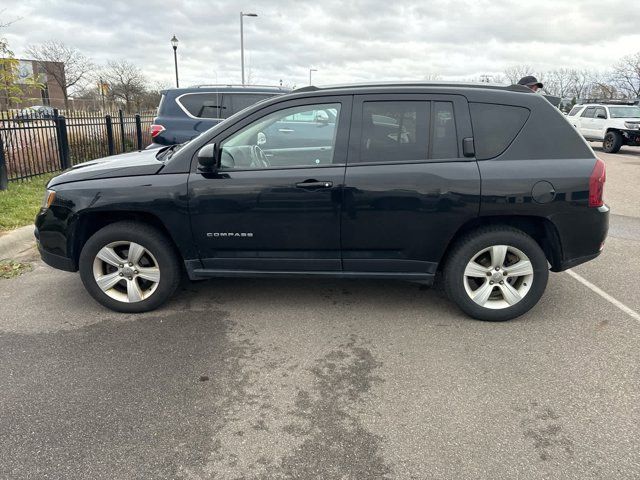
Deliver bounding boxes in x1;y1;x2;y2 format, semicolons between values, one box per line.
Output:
2;0;638;89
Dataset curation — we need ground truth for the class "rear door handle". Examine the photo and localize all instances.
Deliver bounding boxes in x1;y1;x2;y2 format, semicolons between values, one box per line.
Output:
295;180;333;189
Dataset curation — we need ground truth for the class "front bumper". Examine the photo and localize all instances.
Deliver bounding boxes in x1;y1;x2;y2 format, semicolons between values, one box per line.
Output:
34;226;77;272
38;244;77;271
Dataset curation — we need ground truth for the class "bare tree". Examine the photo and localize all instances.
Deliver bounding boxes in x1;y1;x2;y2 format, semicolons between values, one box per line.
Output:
103;60;147;113
503;65;534;84
588;71;619;100
570;69;591;100
544;69;575;98
0;8;21;29
611;52;640;98
26;41;94;109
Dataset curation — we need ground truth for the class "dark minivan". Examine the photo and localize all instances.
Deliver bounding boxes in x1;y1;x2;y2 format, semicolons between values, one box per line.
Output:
35;83;608;321
150;84;290;146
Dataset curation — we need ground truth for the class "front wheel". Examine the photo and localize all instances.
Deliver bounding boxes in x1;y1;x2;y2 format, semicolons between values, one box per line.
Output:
79;221;181;313
443;227;549;321
602;131;623;153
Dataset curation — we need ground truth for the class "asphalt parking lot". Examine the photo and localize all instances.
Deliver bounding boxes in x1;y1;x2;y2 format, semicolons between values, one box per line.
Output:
1;146;639;480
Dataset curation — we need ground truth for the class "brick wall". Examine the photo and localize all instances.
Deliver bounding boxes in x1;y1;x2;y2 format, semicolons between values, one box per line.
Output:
0;59;67;110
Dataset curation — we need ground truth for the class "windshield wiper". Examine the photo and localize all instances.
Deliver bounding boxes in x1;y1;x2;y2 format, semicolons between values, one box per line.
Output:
157;143;184;161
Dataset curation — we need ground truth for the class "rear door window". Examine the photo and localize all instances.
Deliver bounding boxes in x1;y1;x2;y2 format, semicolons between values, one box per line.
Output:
359;101;430;163
431;102;458;159
469;103;530;160
223;94;273;118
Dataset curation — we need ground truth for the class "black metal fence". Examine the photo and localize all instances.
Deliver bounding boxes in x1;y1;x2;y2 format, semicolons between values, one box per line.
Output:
0;109;155;190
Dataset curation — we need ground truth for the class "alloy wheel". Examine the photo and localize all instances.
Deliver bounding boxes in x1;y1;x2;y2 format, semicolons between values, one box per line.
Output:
463;245;534;309
92;241;160;303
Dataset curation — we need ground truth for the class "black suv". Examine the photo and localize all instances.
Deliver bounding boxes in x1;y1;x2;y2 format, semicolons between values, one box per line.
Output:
35;83;609;321
150;85;290;146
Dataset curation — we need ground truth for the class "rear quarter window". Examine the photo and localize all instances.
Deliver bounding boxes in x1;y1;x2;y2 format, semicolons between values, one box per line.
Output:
177;93;223;118
156;93;166;116
469;103;530;160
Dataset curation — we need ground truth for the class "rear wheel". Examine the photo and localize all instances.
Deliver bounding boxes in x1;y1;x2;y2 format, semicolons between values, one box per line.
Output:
79;221;181;313
443;227;549;321
602;131;623;153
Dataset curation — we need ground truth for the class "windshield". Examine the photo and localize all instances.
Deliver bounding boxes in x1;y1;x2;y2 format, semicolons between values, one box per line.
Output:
608;106;640;118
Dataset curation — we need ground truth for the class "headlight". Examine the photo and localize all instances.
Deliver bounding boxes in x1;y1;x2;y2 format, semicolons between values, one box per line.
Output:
42;189;56;209
624;122;639;130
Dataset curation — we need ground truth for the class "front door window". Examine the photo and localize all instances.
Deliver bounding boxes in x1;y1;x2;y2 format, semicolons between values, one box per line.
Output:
220;103;341;169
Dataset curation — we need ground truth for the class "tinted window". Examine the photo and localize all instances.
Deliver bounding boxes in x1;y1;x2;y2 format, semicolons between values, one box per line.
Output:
282;108;338;123
431;102;458;159
224;94;272;118
177;92;272;119
220;103;341;169
360;101;429;163
594;107;607;119
581;107;596;118
567;106;582;116
177;93;223;118
469;103;530;160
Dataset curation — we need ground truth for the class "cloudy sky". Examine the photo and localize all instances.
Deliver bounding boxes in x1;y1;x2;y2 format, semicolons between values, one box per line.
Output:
2;0;638;89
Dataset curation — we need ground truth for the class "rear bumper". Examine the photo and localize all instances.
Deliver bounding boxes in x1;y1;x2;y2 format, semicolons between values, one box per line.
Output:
556;251;602;271
550;205;609;272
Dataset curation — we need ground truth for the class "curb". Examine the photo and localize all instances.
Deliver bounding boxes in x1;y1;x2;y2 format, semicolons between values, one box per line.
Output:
0;225;36;261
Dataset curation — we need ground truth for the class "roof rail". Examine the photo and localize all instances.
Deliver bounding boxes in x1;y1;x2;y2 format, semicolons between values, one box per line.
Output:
188;84;288;90
292;85;320;93
292;81;531;93
577;98;639;105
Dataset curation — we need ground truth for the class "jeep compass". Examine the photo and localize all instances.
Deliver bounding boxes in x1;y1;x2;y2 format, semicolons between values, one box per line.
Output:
35;83;609;321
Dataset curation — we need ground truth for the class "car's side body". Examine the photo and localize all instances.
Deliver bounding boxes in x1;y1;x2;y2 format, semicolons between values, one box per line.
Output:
36;84;608;293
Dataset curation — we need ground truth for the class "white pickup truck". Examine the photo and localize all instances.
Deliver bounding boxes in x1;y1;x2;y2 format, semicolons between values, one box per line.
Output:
568;103;640;153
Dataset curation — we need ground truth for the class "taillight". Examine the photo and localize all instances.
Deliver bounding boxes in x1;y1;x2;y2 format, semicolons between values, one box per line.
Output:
588;158;606;207
150;124;165;138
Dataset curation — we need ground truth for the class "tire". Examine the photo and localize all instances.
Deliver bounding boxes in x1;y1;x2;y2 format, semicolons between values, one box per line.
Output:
443;227;549;322
602;131;623;153
79;221;181;313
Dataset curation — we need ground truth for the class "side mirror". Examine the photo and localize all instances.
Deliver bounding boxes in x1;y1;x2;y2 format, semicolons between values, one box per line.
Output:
197;143;218;170
596;112;606;119
315;111;330;124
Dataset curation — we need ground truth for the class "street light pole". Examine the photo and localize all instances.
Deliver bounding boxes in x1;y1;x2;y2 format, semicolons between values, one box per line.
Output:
171;35;179;88
309;68;317;85
240;12;258;85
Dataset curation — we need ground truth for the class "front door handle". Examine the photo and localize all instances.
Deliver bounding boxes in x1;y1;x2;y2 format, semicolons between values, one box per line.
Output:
278;128;295;133
295;180;333;189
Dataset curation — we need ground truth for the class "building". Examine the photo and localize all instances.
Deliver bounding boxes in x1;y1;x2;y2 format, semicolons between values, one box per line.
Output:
0;58;66;110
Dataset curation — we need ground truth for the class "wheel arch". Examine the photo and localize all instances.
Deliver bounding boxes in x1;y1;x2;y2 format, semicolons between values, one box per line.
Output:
72;210;183;267
439;215;563;271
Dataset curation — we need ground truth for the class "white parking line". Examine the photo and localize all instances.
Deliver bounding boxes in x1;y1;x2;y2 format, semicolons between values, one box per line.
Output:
566;269;640;323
